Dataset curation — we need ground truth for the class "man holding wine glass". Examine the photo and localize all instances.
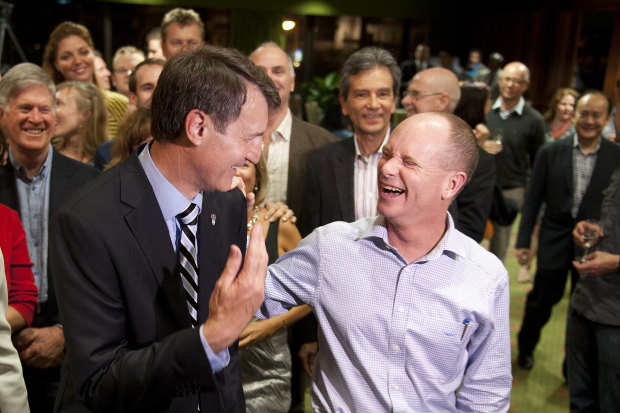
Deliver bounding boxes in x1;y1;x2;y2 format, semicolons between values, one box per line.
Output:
515;90;620;371
568;165;620;411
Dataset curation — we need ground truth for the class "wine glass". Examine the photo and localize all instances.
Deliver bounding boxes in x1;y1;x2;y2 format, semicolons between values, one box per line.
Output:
580;219;601;263
494;128;504;145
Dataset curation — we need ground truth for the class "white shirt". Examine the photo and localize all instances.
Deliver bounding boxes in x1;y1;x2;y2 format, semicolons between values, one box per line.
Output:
265;109;293;204
353;130;390;220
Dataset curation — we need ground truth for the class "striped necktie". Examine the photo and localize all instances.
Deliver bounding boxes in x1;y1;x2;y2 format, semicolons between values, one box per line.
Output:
177;203;199;327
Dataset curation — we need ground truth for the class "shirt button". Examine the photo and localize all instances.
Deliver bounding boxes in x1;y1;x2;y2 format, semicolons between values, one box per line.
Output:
393;345;400;352
393;384;399;390
398;307;404;313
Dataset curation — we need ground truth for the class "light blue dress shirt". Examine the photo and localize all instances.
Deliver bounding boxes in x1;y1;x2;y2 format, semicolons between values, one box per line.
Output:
138;145;229;372
10;145;52;303
261;215;512;412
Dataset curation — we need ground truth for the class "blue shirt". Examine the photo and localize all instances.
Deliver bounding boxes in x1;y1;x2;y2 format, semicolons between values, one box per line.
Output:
138;145;229;372
10;146;52;303
261;215;512;412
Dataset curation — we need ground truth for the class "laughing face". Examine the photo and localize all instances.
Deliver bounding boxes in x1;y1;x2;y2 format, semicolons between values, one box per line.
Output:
377;114;460;228
0;85;55;158
340;66;396;142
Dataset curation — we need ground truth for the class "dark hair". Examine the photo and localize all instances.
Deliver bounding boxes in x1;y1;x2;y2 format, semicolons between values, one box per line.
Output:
453;82;490;129
129;58;166;94
42;21;99;87
575;89;612;116
151;45;280;141
339;47;400;100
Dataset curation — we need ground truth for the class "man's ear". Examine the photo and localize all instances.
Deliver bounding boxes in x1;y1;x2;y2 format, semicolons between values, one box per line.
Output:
339;94;348;116
442;171;467;200
129;92;137;107
185;109;212;146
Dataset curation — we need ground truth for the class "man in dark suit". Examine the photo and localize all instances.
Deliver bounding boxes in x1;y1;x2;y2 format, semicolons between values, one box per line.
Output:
515;91;620;370
50;46;279;412
0;63;99;412
249;42;336;216
298;47;400;237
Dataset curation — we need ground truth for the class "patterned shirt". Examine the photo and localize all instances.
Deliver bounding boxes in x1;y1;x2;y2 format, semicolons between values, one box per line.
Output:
353;131;390;220
10;146;52;303
265;109;293;205
261;215;512;412
572;134;600;217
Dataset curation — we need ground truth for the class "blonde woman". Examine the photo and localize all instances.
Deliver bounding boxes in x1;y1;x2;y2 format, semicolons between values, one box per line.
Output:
54;81;108;165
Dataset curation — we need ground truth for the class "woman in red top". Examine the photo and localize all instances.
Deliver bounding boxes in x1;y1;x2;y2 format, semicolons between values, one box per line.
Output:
0;203;38;332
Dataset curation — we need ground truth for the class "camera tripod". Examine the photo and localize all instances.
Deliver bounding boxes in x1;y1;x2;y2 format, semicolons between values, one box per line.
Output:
0;2;26;66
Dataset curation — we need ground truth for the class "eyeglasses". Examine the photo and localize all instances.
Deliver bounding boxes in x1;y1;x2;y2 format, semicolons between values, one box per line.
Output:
114;68;133;76
402;90;442;100
499;77;527;85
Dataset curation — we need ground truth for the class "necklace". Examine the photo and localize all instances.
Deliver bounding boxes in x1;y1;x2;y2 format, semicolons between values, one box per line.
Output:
247;206;259;231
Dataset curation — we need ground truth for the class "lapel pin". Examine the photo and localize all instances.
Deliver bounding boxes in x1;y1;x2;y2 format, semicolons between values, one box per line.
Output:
211;213;216;226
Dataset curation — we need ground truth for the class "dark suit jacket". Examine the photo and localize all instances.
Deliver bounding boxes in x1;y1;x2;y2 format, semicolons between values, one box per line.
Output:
50;153;247;413
298;137;356;237
456;147;496;242
298;137;492;241
516;136;620;270
286;117;336;216
0;149;99;326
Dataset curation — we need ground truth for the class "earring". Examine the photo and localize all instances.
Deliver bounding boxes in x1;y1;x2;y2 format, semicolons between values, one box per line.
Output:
253;184;259;193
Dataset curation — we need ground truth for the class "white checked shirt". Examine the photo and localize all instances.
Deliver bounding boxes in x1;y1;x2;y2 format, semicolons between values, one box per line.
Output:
354;130;390;220
261;215;512;412
265;109;293;204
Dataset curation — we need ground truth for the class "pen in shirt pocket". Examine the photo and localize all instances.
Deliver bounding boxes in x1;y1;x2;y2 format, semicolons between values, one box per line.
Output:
460;318;470;340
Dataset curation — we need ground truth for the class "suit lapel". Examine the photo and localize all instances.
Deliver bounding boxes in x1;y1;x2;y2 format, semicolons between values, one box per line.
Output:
334;139;356;222
197;194;219;321
0;164;19;212
559;137;573;197
120;155;190;328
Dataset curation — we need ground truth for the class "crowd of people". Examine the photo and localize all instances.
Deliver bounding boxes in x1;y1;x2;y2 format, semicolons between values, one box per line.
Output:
0;6;619;413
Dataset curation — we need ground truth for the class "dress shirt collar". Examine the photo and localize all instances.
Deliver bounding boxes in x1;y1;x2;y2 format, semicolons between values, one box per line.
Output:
8;144;53;183
358;213;465;264
572;133;602;155
138;143;202;221
492;96;525;116
273;108;293;142
353;128;391;160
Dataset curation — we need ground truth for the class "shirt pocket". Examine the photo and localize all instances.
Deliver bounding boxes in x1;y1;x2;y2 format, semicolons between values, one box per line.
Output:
405;316;478;380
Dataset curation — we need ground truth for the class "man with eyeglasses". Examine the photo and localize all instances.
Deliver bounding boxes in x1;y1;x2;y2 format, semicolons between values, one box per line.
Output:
111;46;145;98
514;91;620;371
486;61;545;263
401;67;496;243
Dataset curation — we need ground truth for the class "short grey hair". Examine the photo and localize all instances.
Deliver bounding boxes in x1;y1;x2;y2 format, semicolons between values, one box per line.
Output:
0;63;56;112
339;47;400;100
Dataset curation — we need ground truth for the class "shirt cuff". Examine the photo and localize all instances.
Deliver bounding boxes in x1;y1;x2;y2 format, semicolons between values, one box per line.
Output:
199;323;230;373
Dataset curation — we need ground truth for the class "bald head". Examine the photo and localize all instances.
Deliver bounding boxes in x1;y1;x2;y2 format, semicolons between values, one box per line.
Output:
249;42;295;111
401;67;461;117
498;62;530;105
